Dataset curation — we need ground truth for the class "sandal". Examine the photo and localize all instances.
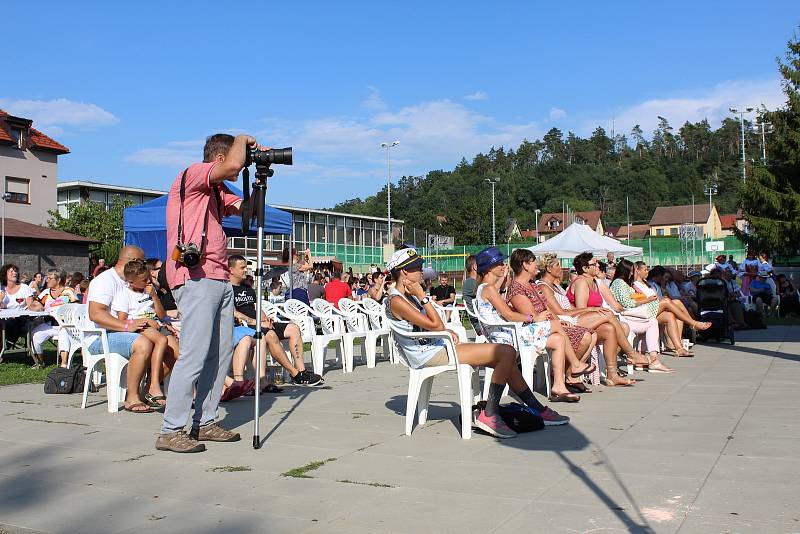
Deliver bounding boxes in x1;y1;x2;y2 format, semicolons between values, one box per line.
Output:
604;367;635;387
647;355;676;374
569;362;596;378
625;351;650;368
123;402;154;413
693;321;712;331
674;349;694;357
548;391;580;403
144;393;167;408
566;381;591;394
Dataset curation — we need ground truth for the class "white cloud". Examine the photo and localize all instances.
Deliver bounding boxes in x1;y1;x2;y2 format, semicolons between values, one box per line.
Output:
0;98;118;132
592;79;783;137
547;107;567;120
361;85;386;111
464;91;488;101
125;140;203;167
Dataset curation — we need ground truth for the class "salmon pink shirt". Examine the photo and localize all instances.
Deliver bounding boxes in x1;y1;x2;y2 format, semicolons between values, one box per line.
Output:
165;162;241;289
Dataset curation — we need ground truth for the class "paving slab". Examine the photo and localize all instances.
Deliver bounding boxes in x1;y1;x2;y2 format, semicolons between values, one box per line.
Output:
0;325;797;533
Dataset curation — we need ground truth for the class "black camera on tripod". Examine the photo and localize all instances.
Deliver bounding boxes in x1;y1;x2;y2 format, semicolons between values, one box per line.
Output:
245;147;292;168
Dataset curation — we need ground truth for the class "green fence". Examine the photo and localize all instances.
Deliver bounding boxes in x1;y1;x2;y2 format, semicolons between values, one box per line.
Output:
417;236;746;273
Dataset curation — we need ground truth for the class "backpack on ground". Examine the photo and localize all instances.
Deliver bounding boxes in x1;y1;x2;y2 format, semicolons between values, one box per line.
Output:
44;366;86;394
472;401;545;433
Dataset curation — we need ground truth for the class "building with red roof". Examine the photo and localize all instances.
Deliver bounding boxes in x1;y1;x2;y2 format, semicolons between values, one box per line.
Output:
0;109;70;225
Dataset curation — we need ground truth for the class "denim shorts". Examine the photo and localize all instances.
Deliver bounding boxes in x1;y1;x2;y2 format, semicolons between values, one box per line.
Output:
233;325;254;347
88;332;140;359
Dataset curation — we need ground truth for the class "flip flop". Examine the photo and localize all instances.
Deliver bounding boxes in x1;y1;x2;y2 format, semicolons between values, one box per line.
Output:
570;363;596;378
548;392;580;403
144;393;167;408
123;402;154;414
566;382;591;394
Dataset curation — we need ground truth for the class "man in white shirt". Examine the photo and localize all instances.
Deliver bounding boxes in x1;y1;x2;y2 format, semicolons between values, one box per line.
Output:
86;245;157;413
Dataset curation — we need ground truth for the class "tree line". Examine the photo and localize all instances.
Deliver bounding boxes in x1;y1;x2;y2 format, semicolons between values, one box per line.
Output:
334;32;800;255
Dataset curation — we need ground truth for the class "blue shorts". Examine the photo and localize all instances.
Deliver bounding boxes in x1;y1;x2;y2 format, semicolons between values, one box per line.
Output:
233;325;255;347
88;332;140;359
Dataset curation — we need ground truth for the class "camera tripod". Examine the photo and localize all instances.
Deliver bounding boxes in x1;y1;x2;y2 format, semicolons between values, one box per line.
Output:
241;161;274;449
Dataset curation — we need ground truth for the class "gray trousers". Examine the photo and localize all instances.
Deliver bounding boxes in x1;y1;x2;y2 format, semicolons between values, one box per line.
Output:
161;278;234;433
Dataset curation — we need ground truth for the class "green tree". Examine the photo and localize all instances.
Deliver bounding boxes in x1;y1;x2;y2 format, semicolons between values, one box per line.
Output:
48;197;133;264
737;30;800;254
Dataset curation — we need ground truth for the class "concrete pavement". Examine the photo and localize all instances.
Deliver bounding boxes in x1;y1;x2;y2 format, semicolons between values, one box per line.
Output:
0;326;798;533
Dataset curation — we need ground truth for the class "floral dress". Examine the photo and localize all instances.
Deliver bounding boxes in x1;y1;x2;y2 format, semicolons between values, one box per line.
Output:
475;283;550;354
507;279;589;352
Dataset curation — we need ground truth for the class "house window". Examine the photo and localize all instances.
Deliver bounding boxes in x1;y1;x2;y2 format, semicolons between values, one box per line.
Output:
548;219;560;230
5;177;30;204
9;128;24;149
656;228;665;236
670;227;678;236
574;216;584;224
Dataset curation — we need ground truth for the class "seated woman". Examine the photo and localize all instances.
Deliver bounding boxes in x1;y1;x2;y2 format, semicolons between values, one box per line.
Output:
537;254;649;386
385;247;570;435
31;268;78;368
777;274;799;317
633;262;707;357
637;263;710;350
473;247;594;403
505;249;597;394
0;263;44;366
609;260;674;373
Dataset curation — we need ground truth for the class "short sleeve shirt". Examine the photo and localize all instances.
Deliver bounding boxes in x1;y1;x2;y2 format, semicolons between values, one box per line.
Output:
232;283;257;320
112;288;156;319
83;268;129;347
165;162;241;289
2;284;34;310
431;284;456;302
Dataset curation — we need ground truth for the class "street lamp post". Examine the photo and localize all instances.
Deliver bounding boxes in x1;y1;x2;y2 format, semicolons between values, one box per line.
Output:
380;141;399;245
1;192;11;266
729;107;754;181
484;178;500;246
534;209;541;243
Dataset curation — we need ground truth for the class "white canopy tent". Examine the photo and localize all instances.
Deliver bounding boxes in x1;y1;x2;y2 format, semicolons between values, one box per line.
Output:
527;223;643;258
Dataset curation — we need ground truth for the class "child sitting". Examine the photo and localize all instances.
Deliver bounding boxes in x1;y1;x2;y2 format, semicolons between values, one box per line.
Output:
113;259;179;408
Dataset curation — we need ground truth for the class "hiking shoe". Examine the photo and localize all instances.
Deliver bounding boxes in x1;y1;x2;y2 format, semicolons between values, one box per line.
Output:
540;407;570;426
475;410;517;438
190;423;241;442
155;431;206;453
292;370;324;387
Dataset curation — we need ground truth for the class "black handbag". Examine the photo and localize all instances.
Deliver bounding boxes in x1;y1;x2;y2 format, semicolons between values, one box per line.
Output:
43;366;86;394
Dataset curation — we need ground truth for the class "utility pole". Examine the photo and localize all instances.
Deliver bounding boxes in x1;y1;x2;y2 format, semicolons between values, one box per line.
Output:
484;177;500;246
729;107;754;181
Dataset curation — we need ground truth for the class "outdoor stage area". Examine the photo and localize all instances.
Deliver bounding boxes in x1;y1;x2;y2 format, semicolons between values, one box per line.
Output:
0;327;798;534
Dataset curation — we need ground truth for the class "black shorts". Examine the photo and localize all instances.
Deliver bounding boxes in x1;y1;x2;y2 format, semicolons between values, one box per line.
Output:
263;321;290;341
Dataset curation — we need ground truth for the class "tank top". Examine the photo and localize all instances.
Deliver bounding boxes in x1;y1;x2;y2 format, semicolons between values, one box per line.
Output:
384;287;445;369
566;278;603;308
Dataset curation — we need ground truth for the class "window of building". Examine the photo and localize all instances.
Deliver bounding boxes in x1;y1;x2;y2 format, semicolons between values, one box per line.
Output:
548;219;560;230
670;227;678;236
656;228;665;236
5;177;29;204
574;216;584;224
9;128;23;149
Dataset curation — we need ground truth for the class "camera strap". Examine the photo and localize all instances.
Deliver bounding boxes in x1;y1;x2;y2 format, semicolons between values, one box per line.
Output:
177;167;221;251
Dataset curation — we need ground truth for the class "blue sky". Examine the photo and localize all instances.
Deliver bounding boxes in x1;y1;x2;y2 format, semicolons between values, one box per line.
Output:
2;2;796;208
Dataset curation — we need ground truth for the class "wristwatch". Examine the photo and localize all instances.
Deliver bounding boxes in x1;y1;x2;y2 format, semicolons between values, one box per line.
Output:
420;297;431;306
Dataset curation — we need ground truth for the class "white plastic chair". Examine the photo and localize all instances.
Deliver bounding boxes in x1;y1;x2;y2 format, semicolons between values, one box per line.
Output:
79;323;129;413
433;302;469;343
387;322;478;439
284;298;345;376
470;300;551;398
354;298;394;365
312;298;367;373
50;303;87;368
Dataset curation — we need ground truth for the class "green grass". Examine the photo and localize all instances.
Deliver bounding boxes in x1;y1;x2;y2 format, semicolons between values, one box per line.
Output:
0;344;60;386
207;465;252;473
282;457;337;478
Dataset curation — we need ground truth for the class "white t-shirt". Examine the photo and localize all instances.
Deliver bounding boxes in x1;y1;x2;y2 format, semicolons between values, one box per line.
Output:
84;268;128;347
112;288;156;319
2;284;34;310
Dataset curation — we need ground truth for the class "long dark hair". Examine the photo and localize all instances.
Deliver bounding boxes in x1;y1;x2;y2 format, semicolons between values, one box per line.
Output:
612;259;635;286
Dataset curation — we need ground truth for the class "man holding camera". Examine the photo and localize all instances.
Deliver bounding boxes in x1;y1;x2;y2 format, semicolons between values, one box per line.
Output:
157;133;262;454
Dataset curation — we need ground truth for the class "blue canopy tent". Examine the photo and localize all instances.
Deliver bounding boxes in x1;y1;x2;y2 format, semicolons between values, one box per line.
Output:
123;183;292;260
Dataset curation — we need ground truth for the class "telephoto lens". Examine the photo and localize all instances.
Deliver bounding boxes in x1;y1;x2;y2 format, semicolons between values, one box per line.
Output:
250;147;292;166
